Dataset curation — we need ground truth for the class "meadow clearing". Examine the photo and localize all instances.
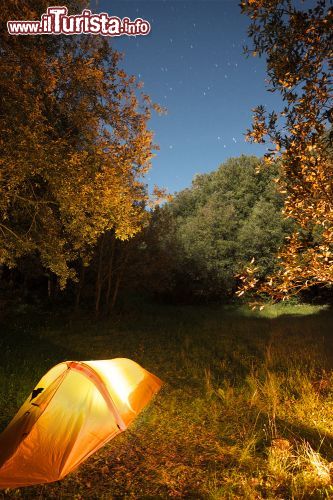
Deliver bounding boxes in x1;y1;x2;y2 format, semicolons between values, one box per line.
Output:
0;301;333;499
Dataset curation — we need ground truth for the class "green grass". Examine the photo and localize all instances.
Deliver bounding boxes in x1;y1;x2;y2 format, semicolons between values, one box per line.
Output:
1;301;333;499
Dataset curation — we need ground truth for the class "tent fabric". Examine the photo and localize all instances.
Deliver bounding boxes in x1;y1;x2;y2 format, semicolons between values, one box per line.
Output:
0;358;162;489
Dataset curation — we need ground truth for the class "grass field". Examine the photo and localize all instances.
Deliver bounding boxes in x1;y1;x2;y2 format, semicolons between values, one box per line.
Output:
1;301;333;499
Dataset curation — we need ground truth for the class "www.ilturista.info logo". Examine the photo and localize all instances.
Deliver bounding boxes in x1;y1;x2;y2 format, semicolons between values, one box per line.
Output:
7;6;151;36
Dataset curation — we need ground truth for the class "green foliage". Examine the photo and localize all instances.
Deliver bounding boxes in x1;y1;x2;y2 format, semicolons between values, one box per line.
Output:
135;156;292;299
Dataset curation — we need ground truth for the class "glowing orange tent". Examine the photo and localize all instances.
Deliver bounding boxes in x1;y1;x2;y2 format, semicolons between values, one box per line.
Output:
0;358;162;489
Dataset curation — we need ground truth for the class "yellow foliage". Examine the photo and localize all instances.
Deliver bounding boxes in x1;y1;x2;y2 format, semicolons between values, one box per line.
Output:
240;0;333;300
0;1;159;286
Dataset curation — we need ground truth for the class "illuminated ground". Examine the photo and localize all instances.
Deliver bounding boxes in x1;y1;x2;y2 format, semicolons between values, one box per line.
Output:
1;301;333;499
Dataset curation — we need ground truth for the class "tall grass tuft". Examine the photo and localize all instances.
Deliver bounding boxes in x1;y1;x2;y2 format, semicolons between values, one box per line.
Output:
0;301;332;498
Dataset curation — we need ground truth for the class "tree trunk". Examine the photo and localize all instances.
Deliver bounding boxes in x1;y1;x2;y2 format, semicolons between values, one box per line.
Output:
105;234;116;311
47;275;52;298
110;247;129;312
95;234;105;317
75;264;86;311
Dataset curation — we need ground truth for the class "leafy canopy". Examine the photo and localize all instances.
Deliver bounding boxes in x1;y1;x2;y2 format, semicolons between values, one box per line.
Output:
239;0;333;300
0;1;160;287
132;156;290;300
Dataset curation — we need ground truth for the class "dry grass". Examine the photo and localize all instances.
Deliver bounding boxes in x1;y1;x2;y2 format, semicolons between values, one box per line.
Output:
0;301;333;498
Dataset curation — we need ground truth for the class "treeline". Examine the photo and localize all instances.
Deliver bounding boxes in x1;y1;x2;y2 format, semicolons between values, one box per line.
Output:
0;1;157;315
2;1;332;314
123;155;292;303
1;155;294;312
1;2;315;314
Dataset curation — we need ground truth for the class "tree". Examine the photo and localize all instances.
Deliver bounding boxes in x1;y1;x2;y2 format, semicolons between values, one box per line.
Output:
0;1;158;289
239;0;333;300
130;156;290;301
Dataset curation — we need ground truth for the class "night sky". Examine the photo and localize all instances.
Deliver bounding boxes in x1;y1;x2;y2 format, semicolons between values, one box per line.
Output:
99;0;283;194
